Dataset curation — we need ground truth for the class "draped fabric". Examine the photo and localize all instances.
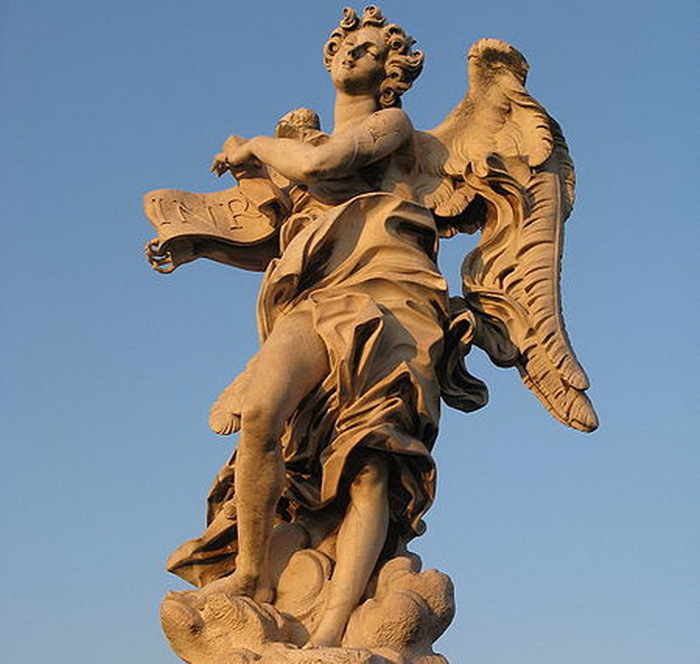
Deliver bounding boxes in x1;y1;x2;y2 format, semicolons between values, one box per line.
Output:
168;193;450;587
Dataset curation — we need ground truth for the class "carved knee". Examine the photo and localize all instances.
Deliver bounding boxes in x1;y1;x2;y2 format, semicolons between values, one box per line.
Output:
240;402;284;451
349;455;389;500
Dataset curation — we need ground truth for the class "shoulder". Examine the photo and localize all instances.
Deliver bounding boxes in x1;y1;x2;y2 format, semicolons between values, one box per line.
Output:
363;107;413;136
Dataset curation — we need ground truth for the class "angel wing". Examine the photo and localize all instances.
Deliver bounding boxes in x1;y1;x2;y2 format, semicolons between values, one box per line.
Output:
419;38;597;432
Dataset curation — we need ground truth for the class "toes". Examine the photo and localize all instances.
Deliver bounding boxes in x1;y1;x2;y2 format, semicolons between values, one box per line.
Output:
208;407;240;435
209;408;233;435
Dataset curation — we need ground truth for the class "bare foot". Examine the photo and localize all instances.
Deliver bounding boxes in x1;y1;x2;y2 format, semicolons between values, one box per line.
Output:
209;373;248;434
174;571;274;610
208;403;241;435
307;620;344;648
208;570;274;603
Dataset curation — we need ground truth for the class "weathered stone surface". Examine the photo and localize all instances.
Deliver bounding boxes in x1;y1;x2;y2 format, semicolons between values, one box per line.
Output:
145;5;596;662
161;552;452;663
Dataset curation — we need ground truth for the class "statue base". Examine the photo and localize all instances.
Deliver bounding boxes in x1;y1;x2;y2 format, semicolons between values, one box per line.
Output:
161;552;454;664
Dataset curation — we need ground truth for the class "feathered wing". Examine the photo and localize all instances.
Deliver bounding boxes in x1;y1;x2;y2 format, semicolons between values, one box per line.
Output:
420;39;597;432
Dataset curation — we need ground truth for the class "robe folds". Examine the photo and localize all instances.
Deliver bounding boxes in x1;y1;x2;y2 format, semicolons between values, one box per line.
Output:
168;193;450;587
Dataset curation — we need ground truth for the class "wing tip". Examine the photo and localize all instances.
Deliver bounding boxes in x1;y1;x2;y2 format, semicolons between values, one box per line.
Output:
522;369;598;433
568;393;599;433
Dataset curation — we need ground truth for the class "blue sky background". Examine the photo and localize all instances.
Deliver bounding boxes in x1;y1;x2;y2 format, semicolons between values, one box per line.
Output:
2;1;698;662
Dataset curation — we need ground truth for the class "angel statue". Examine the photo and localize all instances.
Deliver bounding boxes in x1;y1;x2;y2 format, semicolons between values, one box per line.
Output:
145;6;597;663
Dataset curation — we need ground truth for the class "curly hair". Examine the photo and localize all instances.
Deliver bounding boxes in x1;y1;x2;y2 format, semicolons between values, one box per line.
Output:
323;6;424;108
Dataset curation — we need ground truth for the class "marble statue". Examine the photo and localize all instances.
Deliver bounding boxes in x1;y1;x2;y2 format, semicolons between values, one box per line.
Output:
144;6;597;663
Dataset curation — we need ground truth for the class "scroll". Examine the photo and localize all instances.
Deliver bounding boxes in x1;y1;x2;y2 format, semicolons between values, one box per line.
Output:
144;177;289;273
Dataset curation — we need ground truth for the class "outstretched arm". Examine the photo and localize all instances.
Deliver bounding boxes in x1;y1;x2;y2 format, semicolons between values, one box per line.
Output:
218;108;412;184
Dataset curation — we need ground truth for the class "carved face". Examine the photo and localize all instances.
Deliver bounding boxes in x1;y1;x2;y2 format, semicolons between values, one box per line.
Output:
330;27;387;96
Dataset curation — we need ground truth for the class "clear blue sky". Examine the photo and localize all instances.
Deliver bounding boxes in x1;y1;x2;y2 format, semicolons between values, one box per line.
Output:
2;1;698;662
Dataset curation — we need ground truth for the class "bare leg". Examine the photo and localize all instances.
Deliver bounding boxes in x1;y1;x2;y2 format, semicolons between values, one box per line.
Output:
309;455;390;646
204;311;330;603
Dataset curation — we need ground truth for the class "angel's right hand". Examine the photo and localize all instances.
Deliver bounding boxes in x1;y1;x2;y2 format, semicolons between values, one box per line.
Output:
223;134;248;155
210;152;229;177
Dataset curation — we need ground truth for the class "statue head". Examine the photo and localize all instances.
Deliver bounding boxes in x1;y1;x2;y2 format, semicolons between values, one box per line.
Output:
323;6;424;108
